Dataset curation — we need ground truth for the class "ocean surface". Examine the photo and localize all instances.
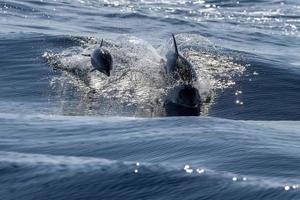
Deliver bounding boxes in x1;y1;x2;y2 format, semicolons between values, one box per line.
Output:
0;0;300;199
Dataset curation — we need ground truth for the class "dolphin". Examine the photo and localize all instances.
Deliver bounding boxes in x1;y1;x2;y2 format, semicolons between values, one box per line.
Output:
164;34;201;116
83;39;113;77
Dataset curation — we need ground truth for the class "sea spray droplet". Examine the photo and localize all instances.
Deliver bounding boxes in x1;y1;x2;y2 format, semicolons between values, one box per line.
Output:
232;177;238;182
184;165;190;170
183;165;193;174
185;168;193;174
284;186;290;191
235;90;243;96
134;169;138;174
136;162;140;166
196;168;205;174
292;185;299;189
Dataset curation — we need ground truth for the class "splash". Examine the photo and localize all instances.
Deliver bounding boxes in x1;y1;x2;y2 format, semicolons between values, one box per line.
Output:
44;36;166;116
43;34;245;117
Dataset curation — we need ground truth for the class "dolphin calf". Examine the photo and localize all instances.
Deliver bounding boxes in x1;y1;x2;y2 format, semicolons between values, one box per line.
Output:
164;34;201;116
83;39;113;76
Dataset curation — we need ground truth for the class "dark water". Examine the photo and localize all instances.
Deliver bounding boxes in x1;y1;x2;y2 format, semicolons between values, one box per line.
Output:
0;0;300;199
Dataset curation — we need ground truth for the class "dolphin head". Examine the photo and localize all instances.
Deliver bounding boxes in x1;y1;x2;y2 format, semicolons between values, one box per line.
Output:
164;84;201;116
177;85;201;108
91;48;113;77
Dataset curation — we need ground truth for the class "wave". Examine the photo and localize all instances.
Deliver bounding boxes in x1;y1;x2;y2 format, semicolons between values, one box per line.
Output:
0;151;298;193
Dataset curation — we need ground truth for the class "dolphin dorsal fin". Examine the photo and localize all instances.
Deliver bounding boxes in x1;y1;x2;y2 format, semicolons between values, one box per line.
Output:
172;34;179;55
100;39;104;48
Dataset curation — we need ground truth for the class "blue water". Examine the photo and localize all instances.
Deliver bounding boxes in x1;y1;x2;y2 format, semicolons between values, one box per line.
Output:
0;0;300;199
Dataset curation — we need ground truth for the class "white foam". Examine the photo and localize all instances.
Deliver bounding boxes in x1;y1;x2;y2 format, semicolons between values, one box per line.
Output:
0;151;116;168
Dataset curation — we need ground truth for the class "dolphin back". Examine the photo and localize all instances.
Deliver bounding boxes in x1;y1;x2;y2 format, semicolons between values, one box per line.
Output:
175;55;196;83
165;34;197;84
